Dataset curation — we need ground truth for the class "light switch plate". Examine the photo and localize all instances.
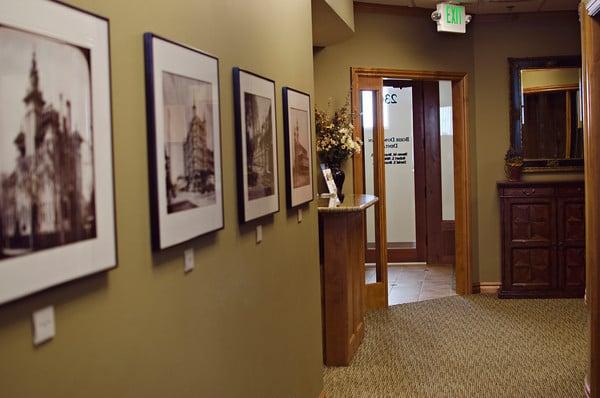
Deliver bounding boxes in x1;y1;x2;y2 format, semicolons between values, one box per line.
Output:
32;306;55;346
297;208;303;223
256;225;262;243
184;248;194;273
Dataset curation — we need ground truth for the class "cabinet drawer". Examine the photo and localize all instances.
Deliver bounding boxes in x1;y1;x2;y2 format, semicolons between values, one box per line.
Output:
502;187;554;198
557;185;584;196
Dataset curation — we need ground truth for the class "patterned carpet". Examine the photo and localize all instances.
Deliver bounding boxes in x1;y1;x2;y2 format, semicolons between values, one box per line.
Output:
323;295;587;398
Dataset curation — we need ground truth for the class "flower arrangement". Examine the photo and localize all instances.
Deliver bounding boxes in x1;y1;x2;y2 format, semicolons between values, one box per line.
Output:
315;99;362;168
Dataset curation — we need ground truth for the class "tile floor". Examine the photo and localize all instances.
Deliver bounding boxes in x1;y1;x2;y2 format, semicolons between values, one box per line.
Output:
366;263;456;305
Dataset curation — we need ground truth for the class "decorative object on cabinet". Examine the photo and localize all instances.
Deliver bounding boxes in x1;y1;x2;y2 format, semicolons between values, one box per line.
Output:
144;33;224;250
315;98;362;202
0;0;116;305
504;147;524;181
497;181;585;298
233;68;279;222
282;87;314;208
509;56;583;173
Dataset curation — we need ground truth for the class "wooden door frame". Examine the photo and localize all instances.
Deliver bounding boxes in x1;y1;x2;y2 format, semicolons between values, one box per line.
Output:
355;76;389;309
581;4;600;397
351;67;472;295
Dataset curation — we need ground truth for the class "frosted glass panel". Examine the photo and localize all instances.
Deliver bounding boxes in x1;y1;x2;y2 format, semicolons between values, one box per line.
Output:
382;86;415;245
439;80;455;221
362;91;376;251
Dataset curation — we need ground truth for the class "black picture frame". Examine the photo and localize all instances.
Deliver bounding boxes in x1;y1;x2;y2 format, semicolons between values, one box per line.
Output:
509;55;582;173
282;87;314;208
233;67;280;223
144;33;224;250
0;0;117;305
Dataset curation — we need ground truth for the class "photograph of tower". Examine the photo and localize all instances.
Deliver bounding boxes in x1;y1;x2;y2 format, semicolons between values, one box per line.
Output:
0;25;96;260
290;108;310;188
162;71;216;214
244;92;275;200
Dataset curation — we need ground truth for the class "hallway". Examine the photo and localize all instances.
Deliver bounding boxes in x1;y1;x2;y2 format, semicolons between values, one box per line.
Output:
323;295;586;397
366;264;456;305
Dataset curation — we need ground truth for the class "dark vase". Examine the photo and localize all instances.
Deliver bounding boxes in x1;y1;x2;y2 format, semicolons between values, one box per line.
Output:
329;164;345;202
505;164;522;181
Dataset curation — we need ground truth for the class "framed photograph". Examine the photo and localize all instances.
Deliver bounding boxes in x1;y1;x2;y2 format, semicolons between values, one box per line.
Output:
283;88;314;208
0;0;116;304
233;68;279;222
144;33;224;250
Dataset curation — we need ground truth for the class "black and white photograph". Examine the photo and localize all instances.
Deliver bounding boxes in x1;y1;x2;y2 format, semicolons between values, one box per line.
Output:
244;92;275;200
0;26;96;259
0;0;116;305
163;71;216;213
283;87;313;208
233;68;279;222
145;33;224;250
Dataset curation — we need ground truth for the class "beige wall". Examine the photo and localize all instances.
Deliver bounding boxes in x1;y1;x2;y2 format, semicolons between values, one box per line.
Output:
325;0;355;30
0;1;323;398
313;0;355;46
313;7;581;283
521;67;580;90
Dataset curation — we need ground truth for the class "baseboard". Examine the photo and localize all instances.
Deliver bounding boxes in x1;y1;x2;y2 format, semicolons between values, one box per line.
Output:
585;373;590;398
472;282;501;294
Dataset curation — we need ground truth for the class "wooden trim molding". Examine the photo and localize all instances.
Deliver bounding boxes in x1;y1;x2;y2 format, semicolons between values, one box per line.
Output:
351;67;472;296
354;1;430;17
472;282;501;294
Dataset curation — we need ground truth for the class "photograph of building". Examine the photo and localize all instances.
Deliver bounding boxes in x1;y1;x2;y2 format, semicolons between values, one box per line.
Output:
290;108;310;188
244;92;274;200
0;26;95;260
162;71;215;213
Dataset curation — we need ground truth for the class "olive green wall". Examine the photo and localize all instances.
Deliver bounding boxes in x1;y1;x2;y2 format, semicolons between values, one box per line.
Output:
472;12;582;282
313;7;581;283
0;1;323;398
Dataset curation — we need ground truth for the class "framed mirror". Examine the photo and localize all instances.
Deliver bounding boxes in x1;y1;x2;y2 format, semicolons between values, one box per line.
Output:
509;56;583;172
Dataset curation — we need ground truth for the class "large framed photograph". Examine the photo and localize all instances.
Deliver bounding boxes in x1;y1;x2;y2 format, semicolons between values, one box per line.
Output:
283;87;314;208
233;68;279;222
0;0;116;304
144;33;224;250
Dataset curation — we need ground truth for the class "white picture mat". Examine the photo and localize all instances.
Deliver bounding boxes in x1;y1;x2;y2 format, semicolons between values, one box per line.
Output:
151;37;223;249
286;90;314;207
0;0;116;304
238;70;279;221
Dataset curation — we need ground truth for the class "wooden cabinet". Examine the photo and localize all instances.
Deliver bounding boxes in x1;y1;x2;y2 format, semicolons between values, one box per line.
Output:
498;181;585;298
318;194;378;366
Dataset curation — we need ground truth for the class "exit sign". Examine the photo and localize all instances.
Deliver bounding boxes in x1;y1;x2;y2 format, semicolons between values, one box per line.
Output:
436;3;466;34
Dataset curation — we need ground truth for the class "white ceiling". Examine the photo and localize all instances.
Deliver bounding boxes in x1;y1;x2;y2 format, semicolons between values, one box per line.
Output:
355;0;580;14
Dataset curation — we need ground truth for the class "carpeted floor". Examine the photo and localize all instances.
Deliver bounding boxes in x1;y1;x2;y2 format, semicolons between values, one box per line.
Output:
323;295;587;398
